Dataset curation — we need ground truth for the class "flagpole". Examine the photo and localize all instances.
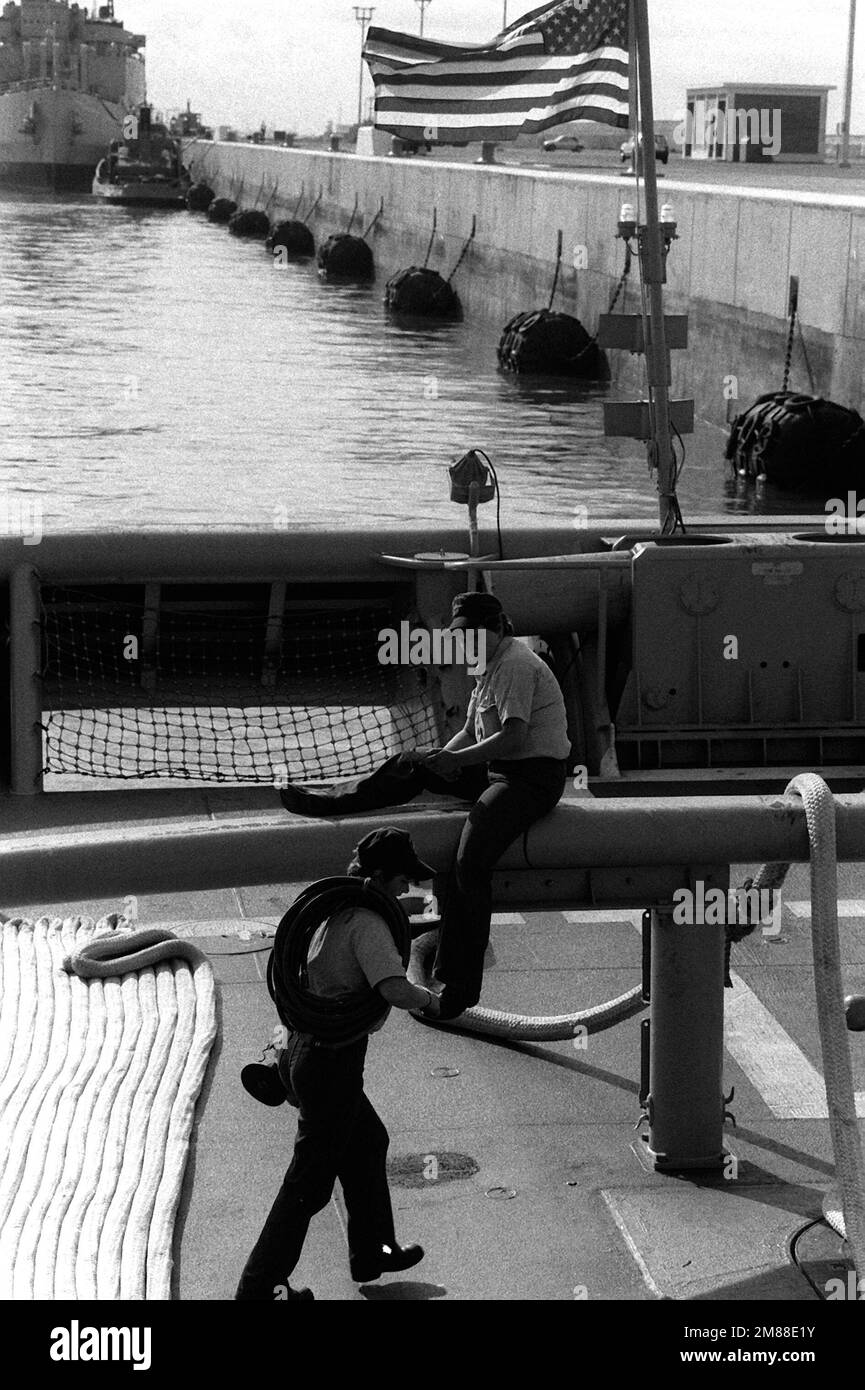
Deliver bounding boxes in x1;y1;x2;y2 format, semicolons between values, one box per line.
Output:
840;0;857;168
415;0;432;38
632;0;677;534
353;6;375;131
628;0;638;160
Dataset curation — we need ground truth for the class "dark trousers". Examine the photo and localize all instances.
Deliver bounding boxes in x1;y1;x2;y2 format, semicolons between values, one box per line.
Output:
236;1032;395;1300
303;754;568;1009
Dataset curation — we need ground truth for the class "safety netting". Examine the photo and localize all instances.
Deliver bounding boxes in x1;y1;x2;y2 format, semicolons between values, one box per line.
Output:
40;586;440;784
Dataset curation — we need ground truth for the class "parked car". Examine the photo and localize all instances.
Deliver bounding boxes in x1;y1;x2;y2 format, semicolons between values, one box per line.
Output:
542;134;584;153
621;132;670;164
390;136;432;157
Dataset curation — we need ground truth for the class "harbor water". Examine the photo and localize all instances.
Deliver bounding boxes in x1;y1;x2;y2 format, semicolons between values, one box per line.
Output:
0;189;809;536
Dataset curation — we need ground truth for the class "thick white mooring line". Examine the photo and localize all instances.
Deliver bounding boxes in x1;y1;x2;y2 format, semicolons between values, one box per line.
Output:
751;774;865;1281
0;920;217;1300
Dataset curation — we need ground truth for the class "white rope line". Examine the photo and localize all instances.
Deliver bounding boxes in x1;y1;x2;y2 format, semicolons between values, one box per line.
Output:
797;776;865;1279
0;918;216;1300
410;923;645;1040
750;775;865;1279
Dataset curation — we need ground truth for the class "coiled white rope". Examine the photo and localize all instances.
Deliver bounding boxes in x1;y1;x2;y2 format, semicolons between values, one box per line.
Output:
0;918;216;1300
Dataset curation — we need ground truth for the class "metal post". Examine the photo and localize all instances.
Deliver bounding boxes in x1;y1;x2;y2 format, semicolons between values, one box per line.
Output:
140;582;160;694
631;0;677;534
646;903;726;1170
840;0;857;168
503;1;509;28
10;565;44;796
262;581;287;690
353;7;376;132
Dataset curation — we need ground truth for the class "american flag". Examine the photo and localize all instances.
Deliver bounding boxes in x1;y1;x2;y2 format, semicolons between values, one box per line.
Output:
363;0;631;146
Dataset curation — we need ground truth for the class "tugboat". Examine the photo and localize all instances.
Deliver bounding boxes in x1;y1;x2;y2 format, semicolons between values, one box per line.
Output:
92;102;189;206
0;0;146;191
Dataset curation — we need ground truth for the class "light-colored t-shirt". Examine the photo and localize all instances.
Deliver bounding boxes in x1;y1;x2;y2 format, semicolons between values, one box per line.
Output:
468;637;571;761
306;905;406;1039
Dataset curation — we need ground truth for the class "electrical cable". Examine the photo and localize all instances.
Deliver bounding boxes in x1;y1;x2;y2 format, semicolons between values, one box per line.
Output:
789;1216;837;1301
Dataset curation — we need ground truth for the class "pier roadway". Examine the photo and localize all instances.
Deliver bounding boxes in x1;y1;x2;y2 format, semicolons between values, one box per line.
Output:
3;791;863;1299
373;145;865;199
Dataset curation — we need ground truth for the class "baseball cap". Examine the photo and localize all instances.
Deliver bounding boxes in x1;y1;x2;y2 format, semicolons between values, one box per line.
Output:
448;591;504;632
355;828;436;882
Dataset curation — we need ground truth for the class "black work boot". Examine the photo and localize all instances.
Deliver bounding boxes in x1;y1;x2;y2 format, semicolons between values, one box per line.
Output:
350;1243;425;1283
241;1061;288;1107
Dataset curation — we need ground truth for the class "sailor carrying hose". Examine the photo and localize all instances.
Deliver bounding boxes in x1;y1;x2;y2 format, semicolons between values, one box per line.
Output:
237;828;438;1301
279;592;571;1019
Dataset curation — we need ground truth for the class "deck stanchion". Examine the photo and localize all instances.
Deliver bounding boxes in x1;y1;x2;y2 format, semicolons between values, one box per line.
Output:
10;564;44;796
262;581;287;690
646;902;727;1170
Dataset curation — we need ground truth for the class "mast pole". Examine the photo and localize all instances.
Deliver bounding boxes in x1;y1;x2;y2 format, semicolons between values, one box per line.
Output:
627;0;638;162
632;0;677;534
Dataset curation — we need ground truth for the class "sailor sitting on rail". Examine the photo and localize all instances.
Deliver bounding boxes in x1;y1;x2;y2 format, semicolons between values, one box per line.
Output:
279;592;571;1020
236;828;438;1301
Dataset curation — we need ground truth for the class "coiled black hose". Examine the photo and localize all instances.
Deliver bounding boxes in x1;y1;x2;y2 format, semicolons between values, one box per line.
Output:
267;877;411;1045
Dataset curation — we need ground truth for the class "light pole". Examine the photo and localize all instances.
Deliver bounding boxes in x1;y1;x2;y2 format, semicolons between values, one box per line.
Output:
415;0;432;36
840;0;857;167
353;6;375;131
503;1;509;28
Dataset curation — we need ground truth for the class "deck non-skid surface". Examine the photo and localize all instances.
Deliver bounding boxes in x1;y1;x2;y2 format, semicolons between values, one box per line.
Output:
179;862;862;1300
5;860;862;1300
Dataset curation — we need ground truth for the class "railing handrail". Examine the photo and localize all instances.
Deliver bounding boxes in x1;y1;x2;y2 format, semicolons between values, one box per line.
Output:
4;793;865;907
0;519;835;583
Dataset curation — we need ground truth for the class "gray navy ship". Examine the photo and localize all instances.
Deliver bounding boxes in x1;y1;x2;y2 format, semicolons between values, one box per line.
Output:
0;0;145;189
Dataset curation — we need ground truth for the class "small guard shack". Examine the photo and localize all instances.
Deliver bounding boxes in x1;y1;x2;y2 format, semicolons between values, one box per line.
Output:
683;83;832;162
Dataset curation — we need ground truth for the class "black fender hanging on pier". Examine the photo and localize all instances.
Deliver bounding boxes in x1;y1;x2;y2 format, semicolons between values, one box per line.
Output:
317;233;375;283
726;391;865;491
384;266;462;320
266;220;316;258
228;208;271;238
497;308;602;379
186;183;215;212
206;197;238;224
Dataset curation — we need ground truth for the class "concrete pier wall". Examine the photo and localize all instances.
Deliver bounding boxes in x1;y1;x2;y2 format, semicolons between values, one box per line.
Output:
189;143;865;426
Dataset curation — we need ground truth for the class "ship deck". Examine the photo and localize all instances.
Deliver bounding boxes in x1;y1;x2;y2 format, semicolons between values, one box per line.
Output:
5;785;862;1304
